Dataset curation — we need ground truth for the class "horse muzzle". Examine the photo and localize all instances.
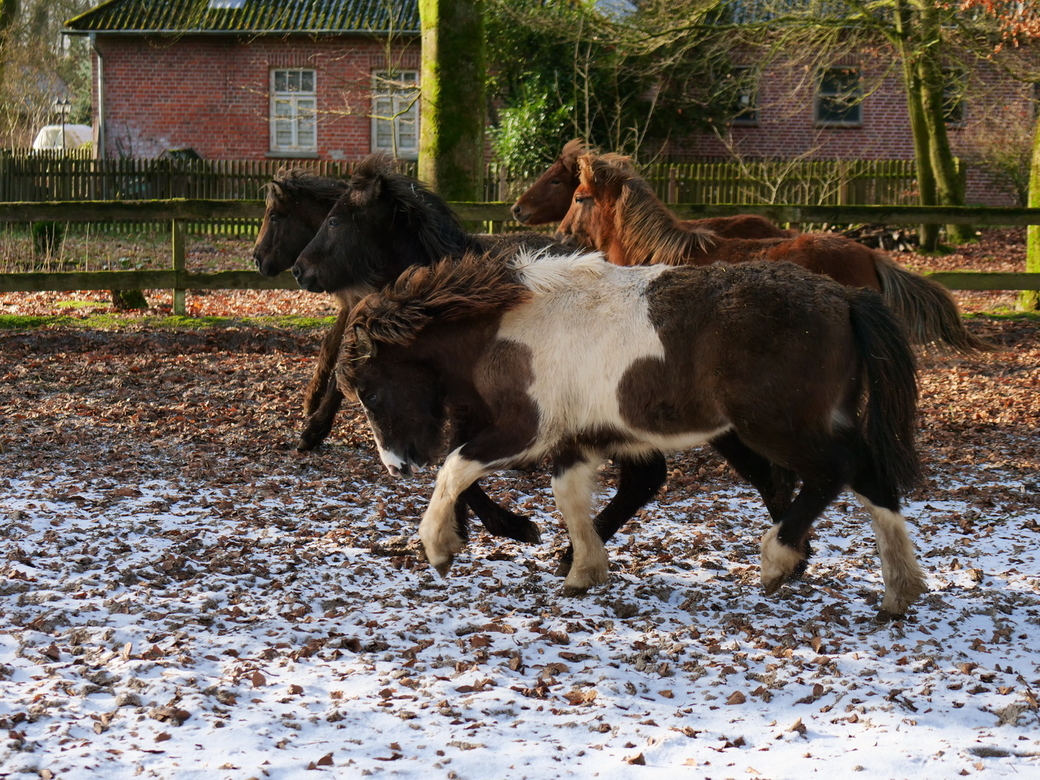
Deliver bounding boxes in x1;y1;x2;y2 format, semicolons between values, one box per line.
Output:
379;445;428;479
292;265;327;293
511;203;530;223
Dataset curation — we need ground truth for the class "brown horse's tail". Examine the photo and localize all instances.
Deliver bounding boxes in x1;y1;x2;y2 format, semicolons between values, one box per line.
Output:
848;289;922;494
873;253;993;354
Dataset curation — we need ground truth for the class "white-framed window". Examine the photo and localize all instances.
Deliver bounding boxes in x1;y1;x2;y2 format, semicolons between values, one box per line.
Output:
815;67;862;127
270;69;317;154
371;70;419;159
726;65;758;125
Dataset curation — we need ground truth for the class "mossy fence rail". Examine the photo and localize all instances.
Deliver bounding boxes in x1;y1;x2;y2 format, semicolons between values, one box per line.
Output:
1;199;1038;317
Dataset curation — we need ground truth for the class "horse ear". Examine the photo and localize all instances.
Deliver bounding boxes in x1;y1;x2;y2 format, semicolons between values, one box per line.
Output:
351;172;382;206
577;155;596;188
354;326;376;361
265;181;284;203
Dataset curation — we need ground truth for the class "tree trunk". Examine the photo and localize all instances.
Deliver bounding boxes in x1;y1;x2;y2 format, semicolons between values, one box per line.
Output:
418;0;486;203
915;1;973;244
1023;115;1040;311
895;13;940;251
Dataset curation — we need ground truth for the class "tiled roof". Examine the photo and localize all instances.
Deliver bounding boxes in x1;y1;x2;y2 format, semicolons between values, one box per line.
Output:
63;0;419;35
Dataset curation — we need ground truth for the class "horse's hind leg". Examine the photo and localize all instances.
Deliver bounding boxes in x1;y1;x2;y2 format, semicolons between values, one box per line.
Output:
556;454;667;577
710;432;796;521
711;433;817;578
759;467;847;595
850;460;927;618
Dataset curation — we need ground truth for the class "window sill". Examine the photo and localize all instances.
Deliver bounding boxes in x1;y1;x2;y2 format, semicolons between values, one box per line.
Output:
813;122;863;129
266;150;320;159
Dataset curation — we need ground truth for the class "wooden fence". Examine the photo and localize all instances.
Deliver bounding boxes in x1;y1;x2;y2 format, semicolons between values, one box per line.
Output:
1;151;918;209
1;199;1038;316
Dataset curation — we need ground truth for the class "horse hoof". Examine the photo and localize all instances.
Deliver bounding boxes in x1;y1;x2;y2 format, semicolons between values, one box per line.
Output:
296;436;320;452
562;584;590;598
432;557;454;578
518;522;542;545
297;424;332;451
761;576;786;596
874;608;905;623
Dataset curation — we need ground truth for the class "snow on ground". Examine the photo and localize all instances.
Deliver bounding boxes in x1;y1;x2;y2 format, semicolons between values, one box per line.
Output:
2;456;1039;779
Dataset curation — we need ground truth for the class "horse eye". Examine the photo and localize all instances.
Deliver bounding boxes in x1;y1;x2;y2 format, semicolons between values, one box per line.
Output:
363;391;379;407
550;179;561;186
328;217;340;228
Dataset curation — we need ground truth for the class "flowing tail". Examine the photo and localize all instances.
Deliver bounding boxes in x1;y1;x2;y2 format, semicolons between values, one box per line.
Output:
848;288;922;495
873;253;993;354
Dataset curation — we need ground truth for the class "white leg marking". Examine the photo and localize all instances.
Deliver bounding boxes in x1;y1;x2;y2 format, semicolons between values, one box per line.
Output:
418;450;489;576
552;459;609;593
760;523;805;595
855;494;927;615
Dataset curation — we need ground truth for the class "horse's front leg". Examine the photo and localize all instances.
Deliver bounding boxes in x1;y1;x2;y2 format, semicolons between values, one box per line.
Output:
553;455;610;596
303;307;350;416
555;454;667;577
418;450;493;577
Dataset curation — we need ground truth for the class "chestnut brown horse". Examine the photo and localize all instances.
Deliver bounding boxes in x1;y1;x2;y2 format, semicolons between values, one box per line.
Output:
559;153;989;354
338;249;927;617
512;139;794;240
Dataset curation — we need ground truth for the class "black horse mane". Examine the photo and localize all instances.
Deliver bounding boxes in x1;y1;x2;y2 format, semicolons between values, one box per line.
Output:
265;169;346;207
348;154;480;263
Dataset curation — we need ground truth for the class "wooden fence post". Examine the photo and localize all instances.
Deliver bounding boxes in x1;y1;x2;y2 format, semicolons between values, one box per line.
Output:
172;218;186;315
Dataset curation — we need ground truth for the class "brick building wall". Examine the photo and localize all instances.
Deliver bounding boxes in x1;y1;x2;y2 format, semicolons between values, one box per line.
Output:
667;51;1034;206
91;34;419;161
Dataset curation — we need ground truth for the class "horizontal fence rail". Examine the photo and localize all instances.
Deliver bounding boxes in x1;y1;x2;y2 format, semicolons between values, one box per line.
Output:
2;152;920;207
2;201;1039;317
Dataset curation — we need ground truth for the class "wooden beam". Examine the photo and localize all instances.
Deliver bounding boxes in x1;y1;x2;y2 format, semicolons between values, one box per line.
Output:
0;270;300;293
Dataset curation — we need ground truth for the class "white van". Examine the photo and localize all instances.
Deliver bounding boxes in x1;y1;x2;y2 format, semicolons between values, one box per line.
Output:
31;124;94;151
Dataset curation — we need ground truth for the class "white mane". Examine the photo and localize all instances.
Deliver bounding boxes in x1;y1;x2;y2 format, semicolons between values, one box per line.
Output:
512;247;611;294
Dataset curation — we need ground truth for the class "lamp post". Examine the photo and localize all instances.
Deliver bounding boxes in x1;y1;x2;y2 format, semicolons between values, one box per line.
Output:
54;97;72;150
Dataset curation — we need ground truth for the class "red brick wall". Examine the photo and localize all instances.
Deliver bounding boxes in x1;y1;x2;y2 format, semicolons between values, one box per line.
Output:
92;34;419;161
667;51;1033;206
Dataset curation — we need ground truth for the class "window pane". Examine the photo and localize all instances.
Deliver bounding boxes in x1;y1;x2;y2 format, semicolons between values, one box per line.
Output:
274;72;287;92
371;70;420;156
817;68;861;124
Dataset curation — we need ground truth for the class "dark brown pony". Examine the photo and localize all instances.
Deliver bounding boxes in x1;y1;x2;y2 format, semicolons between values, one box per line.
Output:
338;249;927;617
252;171;352;449
561;153;989;354
251;167;560;452
297;155;806;573
513;139;794;240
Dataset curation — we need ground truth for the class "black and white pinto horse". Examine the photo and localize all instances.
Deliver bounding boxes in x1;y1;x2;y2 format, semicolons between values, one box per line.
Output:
338;249;928;617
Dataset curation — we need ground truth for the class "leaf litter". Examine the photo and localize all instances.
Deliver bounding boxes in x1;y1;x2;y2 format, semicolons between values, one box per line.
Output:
0;231;1039;779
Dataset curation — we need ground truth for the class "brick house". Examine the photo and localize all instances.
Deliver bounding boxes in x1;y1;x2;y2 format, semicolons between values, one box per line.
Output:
671;46;1034;206
63;0;1029;204
63;0;422;162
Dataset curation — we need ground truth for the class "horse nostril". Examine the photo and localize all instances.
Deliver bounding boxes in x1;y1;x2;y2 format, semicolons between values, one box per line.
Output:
291;264;302;279
511;203;527;223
